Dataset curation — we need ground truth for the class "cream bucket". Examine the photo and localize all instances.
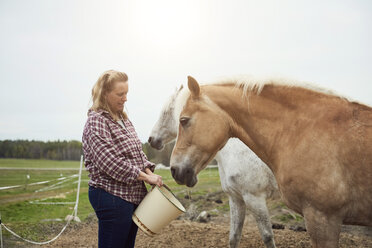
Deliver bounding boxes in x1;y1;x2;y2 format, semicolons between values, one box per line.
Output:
132;184;186;236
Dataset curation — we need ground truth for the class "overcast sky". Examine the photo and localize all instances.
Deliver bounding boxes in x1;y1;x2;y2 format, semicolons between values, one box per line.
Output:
0;0;371;142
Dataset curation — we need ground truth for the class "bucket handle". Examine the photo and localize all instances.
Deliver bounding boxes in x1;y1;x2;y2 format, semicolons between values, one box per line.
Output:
151;183;171;192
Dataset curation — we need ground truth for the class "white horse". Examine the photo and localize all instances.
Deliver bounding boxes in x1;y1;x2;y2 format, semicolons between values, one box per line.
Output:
148;86;279;248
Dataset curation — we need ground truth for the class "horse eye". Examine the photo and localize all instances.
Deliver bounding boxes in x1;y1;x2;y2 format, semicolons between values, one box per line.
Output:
180;117;190;127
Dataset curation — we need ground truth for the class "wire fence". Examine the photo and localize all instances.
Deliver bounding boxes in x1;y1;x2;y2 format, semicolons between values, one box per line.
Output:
0;156;84;247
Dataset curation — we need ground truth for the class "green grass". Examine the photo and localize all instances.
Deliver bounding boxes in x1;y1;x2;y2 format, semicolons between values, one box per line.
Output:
0;169;85;187
1;190;84;222
0;158;80;168
273;213;303;223
149;167;221;194
0;158;92;242
0;159;223;242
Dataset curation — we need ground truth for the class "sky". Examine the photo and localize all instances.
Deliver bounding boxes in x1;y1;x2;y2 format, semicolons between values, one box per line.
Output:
0;0;371;142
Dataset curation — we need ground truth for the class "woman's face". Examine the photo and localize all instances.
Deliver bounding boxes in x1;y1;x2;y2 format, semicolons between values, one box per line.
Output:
106;81;128;113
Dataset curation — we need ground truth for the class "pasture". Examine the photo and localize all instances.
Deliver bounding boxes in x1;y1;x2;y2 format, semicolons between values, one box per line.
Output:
0;159;228;246
0;158;90;243
1;159;371;247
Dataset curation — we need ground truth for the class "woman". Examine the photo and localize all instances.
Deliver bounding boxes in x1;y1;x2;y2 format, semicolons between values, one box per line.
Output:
82;70;163;248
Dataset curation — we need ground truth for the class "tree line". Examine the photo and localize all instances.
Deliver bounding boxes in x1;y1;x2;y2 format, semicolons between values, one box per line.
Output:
0;139;175;165
0;140;83;161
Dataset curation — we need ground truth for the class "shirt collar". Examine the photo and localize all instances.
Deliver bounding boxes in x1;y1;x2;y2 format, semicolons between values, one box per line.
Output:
89;109;125;122
89;109;111;119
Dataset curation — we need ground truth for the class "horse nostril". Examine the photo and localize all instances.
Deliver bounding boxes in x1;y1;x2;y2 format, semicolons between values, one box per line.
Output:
171;167;177;177
185;167;193;176
148;136;153;143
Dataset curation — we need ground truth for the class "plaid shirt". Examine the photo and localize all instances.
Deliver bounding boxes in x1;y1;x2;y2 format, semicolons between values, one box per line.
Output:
82;109;155;205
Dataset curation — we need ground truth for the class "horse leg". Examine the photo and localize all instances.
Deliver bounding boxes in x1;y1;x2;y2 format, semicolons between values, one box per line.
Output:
243;194;276;248
303;208;342;248
228;195;246;248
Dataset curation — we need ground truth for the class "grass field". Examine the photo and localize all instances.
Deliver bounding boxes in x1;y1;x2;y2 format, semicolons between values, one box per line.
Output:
0;158;223;243
0;158;81;169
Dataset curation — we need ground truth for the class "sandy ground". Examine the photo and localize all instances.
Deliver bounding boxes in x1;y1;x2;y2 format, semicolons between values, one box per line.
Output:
5;192;372;248
7;215;372;248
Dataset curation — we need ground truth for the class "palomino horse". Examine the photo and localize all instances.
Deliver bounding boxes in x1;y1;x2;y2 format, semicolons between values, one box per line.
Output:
148;86;279;248
170;76;372;248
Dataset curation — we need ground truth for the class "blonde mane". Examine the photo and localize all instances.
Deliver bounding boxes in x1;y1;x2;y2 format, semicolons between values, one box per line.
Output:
209;75;348;100
173;86;190;122
173;75;358;121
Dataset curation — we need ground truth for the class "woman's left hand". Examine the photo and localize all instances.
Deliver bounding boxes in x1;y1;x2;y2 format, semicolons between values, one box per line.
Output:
146;173;163;187
143;168;163;187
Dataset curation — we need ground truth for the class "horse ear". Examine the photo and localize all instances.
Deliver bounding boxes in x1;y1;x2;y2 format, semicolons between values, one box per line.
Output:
187;76;200;98
176;84;183;93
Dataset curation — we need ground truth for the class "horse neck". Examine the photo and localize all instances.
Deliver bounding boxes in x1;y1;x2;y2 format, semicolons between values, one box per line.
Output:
205;84;329;170
213;139;243;180
214;138;250;169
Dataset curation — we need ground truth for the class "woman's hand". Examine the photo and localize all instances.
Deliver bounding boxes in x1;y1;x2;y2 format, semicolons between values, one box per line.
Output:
137;170;163;187
145;173;163;187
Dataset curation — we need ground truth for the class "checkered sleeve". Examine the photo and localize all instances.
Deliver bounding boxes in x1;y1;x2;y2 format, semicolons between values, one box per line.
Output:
87;117;141;184
141;150;156;172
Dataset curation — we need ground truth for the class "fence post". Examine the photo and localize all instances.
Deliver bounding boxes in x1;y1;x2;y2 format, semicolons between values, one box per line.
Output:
0;212;3;248
74;155;84;221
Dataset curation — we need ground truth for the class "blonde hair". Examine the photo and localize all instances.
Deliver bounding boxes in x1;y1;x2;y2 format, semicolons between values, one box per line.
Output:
90;70;128;120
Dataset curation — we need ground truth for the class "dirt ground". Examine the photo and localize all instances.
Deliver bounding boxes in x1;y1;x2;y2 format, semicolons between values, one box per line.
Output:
58;220;372;248
8;213;372;248
6;191;372;248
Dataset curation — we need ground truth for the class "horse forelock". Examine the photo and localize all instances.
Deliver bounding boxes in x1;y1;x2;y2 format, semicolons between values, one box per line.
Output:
158;86;182;120
173;86;221;118
151;87;183;139
161;92;176;115
173;86;191;121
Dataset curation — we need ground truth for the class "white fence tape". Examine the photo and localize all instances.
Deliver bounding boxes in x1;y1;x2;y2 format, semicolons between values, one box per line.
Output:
29;202;76;205
0;213;3;248
0;174;78;191
1;208;75;245
35;175;78;193
0;155;84;246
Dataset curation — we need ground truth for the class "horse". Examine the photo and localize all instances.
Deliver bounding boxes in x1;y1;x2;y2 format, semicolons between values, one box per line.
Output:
148;86;279;248
170;75;372;248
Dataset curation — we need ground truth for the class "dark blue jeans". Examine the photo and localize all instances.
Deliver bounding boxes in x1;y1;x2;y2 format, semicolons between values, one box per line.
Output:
89;186;138;248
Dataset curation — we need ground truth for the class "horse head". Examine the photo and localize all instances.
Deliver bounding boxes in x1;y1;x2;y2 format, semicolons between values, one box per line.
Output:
170;76;231;187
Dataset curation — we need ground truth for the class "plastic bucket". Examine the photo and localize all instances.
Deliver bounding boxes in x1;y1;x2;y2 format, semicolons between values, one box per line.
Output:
132;184;186;236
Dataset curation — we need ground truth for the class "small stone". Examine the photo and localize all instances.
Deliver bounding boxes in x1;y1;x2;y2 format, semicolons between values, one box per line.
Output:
184;203;198;220
65;215;74;221
289;225;307;232
272;223;285;229
196;211;210;223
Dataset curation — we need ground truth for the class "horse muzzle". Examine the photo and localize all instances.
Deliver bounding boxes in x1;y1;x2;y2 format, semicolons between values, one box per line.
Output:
170;165;197;187
148;136;164;150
